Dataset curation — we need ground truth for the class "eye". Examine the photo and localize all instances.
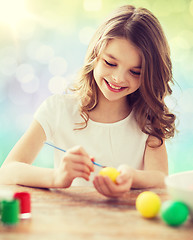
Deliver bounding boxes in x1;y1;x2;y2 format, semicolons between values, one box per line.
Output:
104;60;116;67
130;70;141;76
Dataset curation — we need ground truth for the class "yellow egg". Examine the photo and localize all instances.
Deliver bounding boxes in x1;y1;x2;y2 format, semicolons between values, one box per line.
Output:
136;191;161;218
99;167;120;183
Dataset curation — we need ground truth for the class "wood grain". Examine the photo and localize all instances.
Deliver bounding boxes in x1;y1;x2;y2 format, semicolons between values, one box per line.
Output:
0;185;193;240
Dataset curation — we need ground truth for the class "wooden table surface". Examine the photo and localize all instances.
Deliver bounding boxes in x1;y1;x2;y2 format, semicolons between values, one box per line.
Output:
0;185;193;240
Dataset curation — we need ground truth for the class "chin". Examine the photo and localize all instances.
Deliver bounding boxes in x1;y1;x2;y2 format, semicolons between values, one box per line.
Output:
103;93;127;102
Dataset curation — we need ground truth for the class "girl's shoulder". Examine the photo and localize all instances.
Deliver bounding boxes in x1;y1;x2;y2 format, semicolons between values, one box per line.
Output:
44;93;79;109
35;93;81;120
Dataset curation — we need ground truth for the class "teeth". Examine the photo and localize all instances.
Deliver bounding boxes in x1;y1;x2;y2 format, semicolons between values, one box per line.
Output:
108;82;122;90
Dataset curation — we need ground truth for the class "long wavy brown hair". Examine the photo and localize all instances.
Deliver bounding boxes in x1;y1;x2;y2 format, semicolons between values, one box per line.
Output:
72;5;176;146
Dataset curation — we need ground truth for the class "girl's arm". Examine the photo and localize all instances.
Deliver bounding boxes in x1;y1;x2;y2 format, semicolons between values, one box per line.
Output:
93;136;168;197
131;135;168;188
0;120;94;188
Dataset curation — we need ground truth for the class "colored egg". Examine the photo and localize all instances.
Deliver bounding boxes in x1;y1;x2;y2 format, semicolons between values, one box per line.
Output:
160;200;189;226
136;191;161;218
99;167;120;183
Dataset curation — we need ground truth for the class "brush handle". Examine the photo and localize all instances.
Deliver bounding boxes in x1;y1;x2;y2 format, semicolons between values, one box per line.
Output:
45;142;66;153
91;160;105;168
44;142;105;168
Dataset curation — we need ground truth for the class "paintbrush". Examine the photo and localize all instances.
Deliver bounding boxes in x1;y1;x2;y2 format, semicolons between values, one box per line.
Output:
44;142;105;168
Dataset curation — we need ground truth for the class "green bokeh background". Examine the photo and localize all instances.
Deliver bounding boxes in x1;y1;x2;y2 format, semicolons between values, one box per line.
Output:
0;0;193;173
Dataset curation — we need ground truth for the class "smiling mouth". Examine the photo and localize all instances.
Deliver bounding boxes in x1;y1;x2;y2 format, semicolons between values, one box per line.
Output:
104;79;126;92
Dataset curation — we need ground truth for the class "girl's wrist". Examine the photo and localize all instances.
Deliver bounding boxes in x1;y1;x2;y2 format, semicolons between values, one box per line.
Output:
49;168;57;188
130;167;137;187
52;168;62;188
52;168;72;189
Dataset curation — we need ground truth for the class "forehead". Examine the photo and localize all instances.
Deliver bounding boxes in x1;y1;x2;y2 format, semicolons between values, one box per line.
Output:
102;38;142;67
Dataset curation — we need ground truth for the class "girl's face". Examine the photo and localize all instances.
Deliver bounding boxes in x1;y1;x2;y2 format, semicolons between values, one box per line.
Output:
93;38;142;103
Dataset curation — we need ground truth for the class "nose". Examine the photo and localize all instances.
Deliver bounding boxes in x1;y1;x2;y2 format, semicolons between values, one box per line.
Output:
112;69;126;84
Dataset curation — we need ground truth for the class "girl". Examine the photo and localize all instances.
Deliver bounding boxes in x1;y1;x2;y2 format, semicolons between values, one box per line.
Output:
0;5;176;198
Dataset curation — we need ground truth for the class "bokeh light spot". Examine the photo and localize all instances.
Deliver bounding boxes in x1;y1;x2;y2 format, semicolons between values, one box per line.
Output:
8;81;30;106
17;20;36;40
0;56;17;76
79;26;96;45
170;36;189;62
35;45;55;64
0;0;29;28
48;57;67;76
21;75;39;94
83;0;102;11
48;76;67;94
16;64;35;83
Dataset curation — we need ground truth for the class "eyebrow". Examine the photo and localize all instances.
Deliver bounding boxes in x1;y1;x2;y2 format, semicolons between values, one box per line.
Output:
104;53;141;69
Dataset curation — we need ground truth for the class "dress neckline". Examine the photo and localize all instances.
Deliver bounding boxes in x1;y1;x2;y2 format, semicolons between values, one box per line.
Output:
88;110;133;127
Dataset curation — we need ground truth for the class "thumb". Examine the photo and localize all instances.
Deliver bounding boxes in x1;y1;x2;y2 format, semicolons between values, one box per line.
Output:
116;165;133;184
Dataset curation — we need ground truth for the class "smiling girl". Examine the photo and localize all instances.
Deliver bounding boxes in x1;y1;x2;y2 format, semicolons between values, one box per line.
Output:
0;5;176;197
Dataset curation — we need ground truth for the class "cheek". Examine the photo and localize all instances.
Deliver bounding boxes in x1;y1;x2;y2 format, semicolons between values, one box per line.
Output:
137;79;142;88
93;62;105;79
130;78;141;90
93;67;99;82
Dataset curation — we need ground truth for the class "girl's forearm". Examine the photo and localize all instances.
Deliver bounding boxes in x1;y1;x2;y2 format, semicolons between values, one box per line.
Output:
132;169;167;189
0;162;55;188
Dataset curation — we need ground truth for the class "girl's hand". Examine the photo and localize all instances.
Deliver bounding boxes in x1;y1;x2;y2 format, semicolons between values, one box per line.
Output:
53;146;94;188
93;165;135;198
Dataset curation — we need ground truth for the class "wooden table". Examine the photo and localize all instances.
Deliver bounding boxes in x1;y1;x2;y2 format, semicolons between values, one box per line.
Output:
0;185;193;240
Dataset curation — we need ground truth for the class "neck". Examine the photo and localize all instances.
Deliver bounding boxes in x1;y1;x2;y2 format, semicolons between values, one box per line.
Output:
89;93;131;123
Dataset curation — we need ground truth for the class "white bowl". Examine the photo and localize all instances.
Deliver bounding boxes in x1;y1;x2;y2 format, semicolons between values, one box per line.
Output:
165;170;193;217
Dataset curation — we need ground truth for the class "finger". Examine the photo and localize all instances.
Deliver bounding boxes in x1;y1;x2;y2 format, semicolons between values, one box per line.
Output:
116;173;129;185
70;169;90;181
66;153;94;172
75;156;94;172
93;176;105;193
102;176;121;195
115;178;133;194
67;146;94;170
93;174;131;198
114;179;133;196
102;176;132;197
72;162;92;176
116;165;134;185
93;176;101;192
94;176;118;197
64;155;93;177
93;176;110;196
68;145;90;157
